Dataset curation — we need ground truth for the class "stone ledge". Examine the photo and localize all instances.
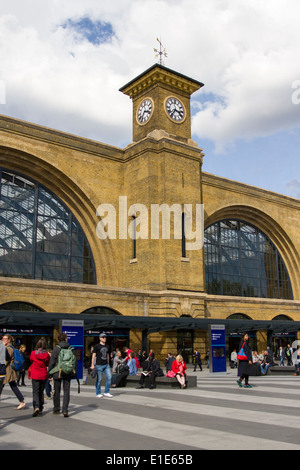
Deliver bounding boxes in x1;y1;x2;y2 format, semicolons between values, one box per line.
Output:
85;373;197;388
268;366;298;375
125;375;197;388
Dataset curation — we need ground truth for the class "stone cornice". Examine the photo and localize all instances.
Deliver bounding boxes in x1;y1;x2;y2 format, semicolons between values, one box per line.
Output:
2;277;299;305
0;114;124;162
120;63;204;99
202;172;300;209
123;134;204;163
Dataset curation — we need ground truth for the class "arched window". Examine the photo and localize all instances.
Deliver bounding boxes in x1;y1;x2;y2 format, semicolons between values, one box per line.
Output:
81;306;121;315
0;301;44;312
204;219;293;299
272;314;293;321
0;169;96;284
227;313;252;320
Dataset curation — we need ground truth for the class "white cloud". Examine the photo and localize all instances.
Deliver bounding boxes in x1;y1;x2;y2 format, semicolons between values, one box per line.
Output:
0;0;299;152
286;180;300;199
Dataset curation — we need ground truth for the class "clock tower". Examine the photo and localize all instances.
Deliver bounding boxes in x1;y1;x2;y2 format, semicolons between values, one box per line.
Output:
119;63;204;144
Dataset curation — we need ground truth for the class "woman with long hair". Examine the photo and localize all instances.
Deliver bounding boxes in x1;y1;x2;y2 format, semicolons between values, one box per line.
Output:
29;338;50;417
237;333;253;388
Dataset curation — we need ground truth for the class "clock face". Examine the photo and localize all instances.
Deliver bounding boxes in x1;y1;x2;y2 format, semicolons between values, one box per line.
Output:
165;97;185;122
137;98;153;124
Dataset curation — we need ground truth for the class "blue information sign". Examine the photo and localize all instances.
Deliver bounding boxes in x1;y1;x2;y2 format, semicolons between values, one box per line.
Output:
209;324;227;373
60;320;84;380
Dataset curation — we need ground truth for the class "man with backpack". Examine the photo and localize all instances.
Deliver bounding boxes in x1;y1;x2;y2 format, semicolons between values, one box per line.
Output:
48;332;76;417
286;344;293;366
1;334;26;410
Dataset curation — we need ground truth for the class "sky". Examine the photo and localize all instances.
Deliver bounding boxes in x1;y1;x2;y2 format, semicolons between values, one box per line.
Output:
0;0;300;199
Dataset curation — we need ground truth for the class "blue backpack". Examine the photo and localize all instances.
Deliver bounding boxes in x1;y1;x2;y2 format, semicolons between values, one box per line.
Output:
8;346;25;371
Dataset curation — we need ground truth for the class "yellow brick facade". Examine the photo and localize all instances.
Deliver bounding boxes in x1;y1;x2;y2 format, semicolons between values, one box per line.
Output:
0;64;299;362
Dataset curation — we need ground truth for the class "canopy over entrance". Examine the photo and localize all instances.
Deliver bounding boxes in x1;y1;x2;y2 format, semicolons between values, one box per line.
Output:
1;310;300;335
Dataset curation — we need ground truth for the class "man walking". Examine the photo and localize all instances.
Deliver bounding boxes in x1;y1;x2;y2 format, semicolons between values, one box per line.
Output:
286;344;293;366
90;333;113;398
48;332;75;417
193;349;202;371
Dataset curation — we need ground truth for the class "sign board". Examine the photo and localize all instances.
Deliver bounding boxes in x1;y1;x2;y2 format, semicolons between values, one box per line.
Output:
60;320;84;380
209;324;227;373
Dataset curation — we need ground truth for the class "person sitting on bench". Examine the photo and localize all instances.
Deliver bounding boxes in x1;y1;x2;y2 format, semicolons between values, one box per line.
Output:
172;354;187;389
136;356;163;389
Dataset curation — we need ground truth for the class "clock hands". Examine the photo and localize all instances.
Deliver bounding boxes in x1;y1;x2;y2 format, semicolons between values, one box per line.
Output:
165;97;185;121
137;98;153;123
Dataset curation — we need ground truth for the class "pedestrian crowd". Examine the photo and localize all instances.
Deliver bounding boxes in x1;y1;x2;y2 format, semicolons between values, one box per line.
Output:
231;342;300;376
1;332;204;419
3;330;299;418
0;332;77;417
234;334;300;389
89;335;205;393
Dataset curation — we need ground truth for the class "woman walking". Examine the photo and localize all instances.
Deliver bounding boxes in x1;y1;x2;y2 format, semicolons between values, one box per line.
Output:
29;338;50;417
17;344;30;387
237;333;253;388
2;334;26;409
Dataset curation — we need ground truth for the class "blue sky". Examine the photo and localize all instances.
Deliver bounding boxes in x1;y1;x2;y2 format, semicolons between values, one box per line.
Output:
62;17;114;46
0;0;299;199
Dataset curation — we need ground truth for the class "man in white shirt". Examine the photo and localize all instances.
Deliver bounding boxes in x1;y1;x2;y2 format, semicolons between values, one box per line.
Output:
230;349;237;368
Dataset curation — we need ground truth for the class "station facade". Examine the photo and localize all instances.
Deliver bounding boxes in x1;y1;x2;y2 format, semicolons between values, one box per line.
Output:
0;64;299;363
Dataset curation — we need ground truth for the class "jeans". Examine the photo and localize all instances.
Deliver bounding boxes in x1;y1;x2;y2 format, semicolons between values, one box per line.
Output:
45;378;52;397
280;357;284;366
261;364;271;375
32;379;46;411
53;377;71;414
95;364;111;395
1;380;24;402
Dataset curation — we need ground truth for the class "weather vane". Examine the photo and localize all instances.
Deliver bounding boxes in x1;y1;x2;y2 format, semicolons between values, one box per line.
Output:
154;38;167;65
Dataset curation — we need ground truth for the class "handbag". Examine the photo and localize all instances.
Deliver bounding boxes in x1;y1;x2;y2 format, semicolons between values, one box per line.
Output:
166;370;176;378
237;342;248;361
90;368;97;379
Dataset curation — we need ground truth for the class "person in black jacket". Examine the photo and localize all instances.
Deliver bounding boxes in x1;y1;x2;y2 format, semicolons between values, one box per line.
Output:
48;333;74;417
164;353;175;374
136;357;163;389
237;333;253;389
193;349;202;371
260;350;274;375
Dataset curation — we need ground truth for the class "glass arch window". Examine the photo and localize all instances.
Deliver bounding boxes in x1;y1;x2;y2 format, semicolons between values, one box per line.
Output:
0;169;96;284
204;219;293;299
0;301;44;312
81;306;121;315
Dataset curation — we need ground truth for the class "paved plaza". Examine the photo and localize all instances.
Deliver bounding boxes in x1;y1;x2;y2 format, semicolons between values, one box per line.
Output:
1;366;300;451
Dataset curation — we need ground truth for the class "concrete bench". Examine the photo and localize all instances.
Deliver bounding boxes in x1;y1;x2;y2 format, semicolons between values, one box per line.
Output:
85;372;197;388
125;374;197;389
268;366;298;376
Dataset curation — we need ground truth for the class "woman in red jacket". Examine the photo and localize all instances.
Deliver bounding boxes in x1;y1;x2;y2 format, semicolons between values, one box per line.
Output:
172;354;187;389
29;338;50;417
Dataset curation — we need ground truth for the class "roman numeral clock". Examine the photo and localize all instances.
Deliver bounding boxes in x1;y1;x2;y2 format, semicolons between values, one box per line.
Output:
120;63;204;144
